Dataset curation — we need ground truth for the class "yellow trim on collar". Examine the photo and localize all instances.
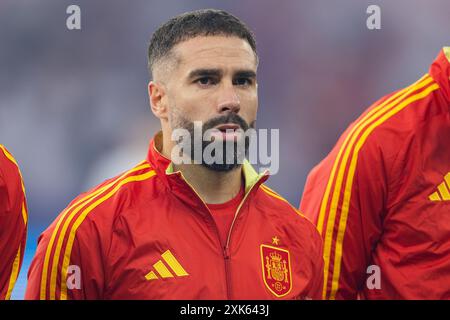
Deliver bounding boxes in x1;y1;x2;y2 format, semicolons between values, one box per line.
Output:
242;160;266;193
166;159;266;193
444;47;450;62
165;162;175;175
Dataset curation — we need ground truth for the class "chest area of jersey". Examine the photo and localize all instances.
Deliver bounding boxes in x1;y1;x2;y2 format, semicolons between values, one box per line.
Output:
105;211;310;299
386;118;450;245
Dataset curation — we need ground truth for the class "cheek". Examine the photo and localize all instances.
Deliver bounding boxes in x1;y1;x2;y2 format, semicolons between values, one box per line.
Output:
172;90;215;121
240;92;258;119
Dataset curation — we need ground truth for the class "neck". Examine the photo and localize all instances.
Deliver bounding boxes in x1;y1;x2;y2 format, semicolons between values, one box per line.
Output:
173;163;243;204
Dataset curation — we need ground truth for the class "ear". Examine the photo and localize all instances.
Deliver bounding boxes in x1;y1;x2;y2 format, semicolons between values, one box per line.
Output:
148;81;168;120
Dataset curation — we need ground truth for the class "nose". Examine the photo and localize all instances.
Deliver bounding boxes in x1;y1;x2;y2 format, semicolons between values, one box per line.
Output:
216;84;240;114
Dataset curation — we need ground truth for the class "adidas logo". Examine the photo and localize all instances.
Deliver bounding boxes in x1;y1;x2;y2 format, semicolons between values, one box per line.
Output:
145;250;189;280
429;172;450;201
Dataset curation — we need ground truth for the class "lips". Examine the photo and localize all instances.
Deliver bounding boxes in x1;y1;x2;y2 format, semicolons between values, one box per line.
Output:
214;123;241;132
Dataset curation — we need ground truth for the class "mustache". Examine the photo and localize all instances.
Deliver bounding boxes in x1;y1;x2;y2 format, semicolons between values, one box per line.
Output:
202;113;253;131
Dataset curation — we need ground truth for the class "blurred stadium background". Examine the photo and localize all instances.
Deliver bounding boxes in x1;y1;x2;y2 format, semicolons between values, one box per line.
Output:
0;0;449;299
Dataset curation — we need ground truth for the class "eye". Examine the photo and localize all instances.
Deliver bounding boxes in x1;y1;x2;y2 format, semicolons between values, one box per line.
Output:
233;77;253;86
195;77;217;86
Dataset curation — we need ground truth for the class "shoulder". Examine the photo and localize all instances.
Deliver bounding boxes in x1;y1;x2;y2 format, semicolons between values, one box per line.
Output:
257;184;323;260
311;74;442;177
45;161;157;241
353;74;442;148
0;145;25;217
0;145;21;180
0;144;15;164
257;184;321;240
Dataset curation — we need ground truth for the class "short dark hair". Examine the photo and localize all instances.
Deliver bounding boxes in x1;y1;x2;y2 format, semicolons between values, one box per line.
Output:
148;9;257;77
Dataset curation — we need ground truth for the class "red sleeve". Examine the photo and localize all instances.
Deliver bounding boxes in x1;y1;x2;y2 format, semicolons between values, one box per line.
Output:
301;134;387;300
299;69;442;300
26;168;137;300
292;211;324;300
0;146;27;300
429;48;450;102
307;230;324;300
25;216;105;300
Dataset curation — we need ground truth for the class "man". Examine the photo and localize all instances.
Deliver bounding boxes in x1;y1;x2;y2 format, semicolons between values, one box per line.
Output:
26;9;323;300
300;47;450;299
0;145;28;300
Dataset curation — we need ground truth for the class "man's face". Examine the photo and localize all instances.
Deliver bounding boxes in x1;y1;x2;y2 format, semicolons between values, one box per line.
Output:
159;35;258;171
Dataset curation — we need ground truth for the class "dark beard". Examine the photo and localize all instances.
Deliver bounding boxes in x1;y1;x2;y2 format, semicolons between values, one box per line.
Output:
175;113;254;172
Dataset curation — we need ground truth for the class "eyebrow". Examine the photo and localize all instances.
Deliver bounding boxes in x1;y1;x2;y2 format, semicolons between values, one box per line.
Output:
234;70;257;79
187;68;257;80
188;69;223;79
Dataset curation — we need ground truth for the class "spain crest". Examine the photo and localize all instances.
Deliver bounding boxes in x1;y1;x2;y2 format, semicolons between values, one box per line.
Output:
260;244;292;297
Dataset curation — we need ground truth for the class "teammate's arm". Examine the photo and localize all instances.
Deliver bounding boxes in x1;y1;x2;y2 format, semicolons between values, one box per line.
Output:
301;140;386;299
0;147;27;300
25;216;104;300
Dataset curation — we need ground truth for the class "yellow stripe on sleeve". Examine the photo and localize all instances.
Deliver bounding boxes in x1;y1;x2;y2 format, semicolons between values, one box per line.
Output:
58;170;156;300
40;162;150;299
5;246;21;300
319;75;435;299
329;82;439;300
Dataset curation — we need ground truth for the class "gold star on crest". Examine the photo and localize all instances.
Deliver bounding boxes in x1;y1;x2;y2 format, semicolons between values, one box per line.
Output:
272;236;280;245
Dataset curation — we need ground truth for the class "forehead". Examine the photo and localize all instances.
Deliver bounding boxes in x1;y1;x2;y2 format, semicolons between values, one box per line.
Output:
172;35;257;72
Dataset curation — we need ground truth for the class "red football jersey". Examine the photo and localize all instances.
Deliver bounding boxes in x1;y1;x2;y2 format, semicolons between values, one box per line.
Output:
0;145;27;300
26;133;323;300
300;47;450;299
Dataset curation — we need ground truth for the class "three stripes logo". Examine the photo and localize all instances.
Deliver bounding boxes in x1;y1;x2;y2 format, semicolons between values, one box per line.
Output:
145;250;189;281
429;172;450;201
